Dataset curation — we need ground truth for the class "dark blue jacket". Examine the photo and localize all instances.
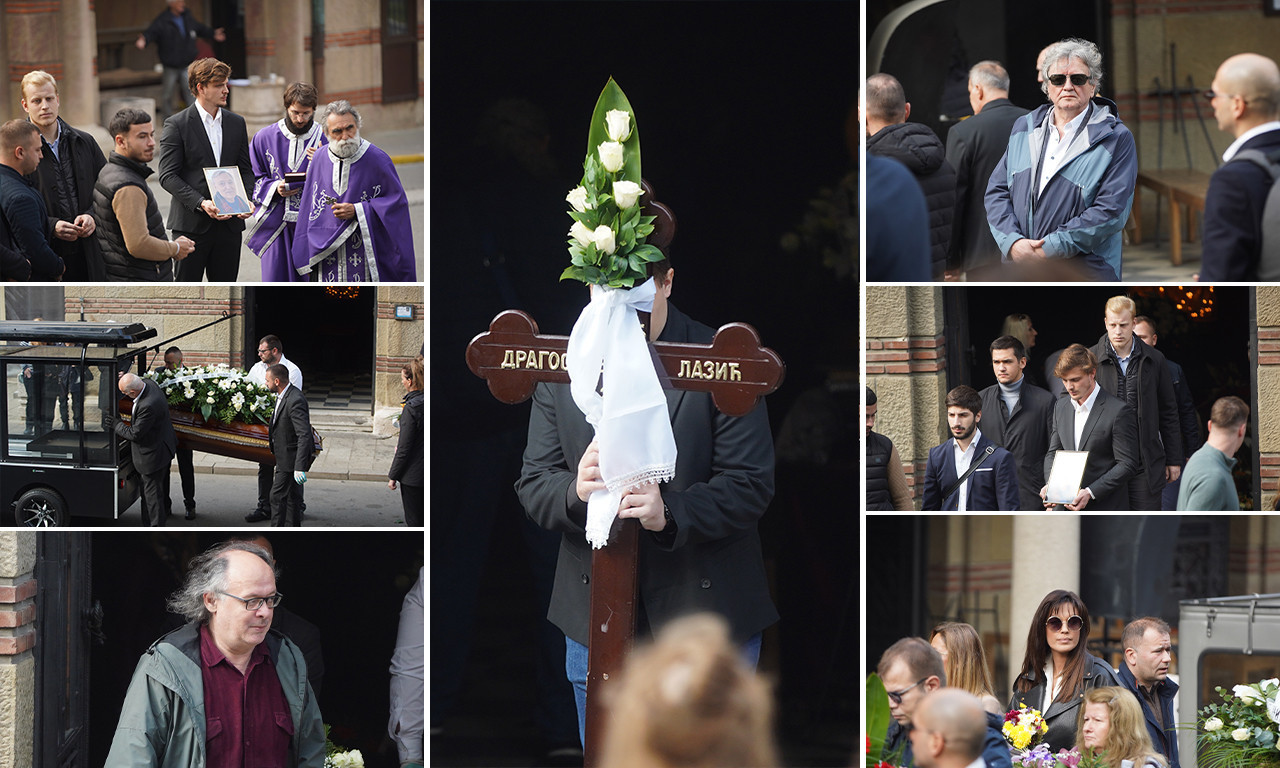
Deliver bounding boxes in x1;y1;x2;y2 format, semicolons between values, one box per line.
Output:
884;710;1012;768
1200;128;1280;281
1118;661;1180;768
866;153;930;281
0;164;62;279
922;432;1020;511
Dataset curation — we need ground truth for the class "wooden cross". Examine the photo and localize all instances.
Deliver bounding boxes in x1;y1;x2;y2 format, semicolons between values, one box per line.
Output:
466;307;783;766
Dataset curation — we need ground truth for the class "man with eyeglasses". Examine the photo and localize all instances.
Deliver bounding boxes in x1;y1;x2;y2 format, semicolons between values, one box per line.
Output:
1200;53;1280;281
247;334;303;523
878;638;1011;768
986;38;1137;282
106;540;325;766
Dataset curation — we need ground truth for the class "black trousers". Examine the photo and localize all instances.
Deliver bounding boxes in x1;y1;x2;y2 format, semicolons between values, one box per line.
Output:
174;223;241;282
270;466;304;526
400;483;424;526
138;467;171;527
176;447;195;509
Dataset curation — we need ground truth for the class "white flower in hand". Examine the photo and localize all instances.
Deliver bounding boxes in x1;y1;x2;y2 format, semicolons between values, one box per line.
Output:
569;221;593;247
1205;716;1224;731
613;180;643;209
1232;727;1251;741
604;109;632;142
566;186;590;212
592;225;616;255
598;141;625;173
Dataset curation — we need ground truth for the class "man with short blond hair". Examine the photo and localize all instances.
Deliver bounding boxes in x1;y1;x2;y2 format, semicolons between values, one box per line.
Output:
0;119;61;280
1178;396;1249;511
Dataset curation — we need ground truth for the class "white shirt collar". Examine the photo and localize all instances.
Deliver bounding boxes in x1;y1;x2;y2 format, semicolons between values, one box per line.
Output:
1073;382;1102;414
952;427;983;457
1052;102;1091;136
1223;121;1280;162
195;100;222;126
963;758;986;768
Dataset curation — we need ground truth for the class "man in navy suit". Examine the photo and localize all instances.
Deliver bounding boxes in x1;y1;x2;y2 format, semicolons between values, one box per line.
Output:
1200;53;1280;281
158;57;253;282
921;385;1019;511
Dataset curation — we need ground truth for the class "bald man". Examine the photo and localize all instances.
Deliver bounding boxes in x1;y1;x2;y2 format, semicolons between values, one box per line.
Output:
909;689;990;768
1200;53;1280;281
115;372;178;526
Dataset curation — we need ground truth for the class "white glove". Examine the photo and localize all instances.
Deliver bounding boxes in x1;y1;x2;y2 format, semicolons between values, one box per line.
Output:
294;471;307;485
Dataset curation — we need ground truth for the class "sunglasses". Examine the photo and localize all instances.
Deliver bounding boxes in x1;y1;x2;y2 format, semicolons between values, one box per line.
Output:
1048;73;1091;87
887;677;927;705
1047;615;1084;632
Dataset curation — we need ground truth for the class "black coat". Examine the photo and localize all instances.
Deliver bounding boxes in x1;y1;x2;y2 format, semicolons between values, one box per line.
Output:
515;304;779;647
1010;651;1119;754
0;164;61;280
1200;128;1280;281
868;122;956;279
1090;335;1183;494
1044;385;1139;510
158;104;252;235
28;118;107;281
980;379;1056;510
141;8;217;69
1167;358;1202;460
269;385;314;473
115;379;177;474
388;389;423;486
945;98;1029;273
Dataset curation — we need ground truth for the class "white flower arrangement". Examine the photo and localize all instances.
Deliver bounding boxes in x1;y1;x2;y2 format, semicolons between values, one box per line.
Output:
146;364;275;425
324;749;363;768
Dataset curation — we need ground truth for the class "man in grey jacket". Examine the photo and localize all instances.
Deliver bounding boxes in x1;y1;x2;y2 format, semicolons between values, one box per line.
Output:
105;540;324;767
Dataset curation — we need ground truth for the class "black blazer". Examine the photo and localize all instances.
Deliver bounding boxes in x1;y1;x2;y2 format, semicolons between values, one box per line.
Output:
981;379;1057;511
515;304;779;647
115;379;177;474
1010;651;1119;753
388;389;423;486
158;103;252;235
269;385;314;473
1090;335;1183;494
1200;128;1280;280
1044;385;1139;510
946;98;1030;272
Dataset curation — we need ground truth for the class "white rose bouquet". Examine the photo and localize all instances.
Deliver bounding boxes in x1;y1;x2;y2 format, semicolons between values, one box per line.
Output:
323;724;365;768
146;364;275;425
1197;678;1280;767
560;78;666;288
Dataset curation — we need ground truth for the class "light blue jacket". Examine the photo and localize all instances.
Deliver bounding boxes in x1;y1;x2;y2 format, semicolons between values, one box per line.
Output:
985;96;1137;281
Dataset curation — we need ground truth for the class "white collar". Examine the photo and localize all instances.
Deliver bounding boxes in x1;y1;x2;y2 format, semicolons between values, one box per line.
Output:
1223;121;1280;162
195;100;222;125
952;427;983;456
1050;101;1091;136
1073;383;1102;414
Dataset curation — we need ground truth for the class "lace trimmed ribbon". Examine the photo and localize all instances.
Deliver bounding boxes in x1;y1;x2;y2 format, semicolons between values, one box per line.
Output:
566;278;678;549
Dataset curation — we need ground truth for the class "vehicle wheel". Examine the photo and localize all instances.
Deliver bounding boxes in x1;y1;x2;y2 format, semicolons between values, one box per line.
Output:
14;487;68;527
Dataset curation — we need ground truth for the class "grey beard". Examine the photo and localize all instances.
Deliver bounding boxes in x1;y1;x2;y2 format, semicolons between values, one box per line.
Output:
329;136;361;159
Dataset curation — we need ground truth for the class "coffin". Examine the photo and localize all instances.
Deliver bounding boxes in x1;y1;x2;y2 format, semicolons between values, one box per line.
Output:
119;398;323;465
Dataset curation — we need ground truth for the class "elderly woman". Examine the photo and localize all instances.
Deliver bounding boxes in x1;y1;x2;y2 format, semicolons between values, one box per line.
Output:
388;357;423;526
1077;687;1169;768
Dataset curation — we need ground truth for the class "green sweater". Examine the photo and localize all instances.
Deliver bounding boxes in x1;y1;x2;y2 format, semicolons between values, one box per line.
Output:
1176;444;1239;511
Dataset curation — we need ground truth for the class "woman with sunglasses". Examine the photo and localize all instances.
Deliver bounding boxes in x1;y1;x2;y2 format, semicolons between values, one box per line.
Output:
1010;589;1118;752
1076;687;1168;767
929;622;1003;714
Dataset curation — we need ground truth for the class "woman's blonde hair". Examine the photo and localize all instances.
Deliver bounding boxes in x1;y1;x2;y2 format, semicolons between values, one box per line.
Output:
1001;313;1035;349
1076;687;1168;768
600;613;778;768
930;622;997;702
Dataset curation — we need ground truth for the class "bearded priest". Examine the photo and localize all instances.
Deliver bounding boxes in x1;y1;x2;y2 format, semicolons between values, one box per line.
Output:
245;82;327;281
291;100;416;282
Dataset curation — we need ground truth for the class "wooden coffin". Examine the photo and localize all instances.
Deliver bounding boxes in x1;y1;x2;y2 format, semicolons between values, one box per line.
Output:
119;398;323;465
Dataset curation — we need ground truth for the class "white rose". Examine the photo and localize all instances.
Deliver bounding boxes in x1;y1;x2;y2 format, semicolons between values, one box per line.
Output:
569;221;593;247
1232;727;1251;741
1235;685;1263;702
1205;717;1224;731
592;225;616;255
613;180;644;209
604;109;632;142
566;186;589;212
598;141;625;173
206;395;215;404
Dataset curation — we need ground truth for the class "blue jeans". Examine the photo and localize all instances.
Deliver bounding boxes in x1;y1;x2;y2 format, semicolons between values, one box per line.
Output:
564;631;763;747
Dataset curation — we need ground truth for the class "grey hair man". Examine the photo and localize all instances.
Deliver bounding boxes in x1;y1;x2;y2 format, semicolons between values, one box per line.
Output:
910;689;991;768
113;371;178;526
105;540;325;765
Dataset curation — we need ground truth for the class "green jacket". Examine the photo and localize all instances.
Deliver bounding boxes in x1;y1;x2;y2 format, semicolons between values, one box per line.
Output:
105;623;326;767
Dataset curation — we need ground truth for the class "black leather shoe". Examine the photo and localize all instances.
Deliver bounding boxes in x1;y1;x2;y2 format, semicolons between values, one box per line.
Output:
244;510;270;523
185;510;196;521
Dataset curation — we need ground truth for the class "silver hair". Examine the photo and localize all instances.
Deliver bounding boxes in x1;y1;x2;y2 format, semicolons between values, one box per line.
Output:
166;540;279;624
969;61;1010;93
320;99;363;131
119;373;145;397
1040;38;1103;95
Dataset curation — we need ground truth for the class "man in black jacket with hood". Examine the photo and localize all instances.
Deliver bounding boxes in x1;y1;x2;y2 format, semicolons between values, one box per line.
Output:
866;73;956;280
1089;295;1182;510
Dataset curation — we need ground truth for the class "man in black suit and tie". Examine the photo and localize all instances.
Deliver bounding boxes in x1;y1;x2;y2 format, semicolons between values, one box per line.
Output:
115;372;178;526
158;57;253;282
1042;344;1139;511
922;385;1020;511
1200;53;1280;281
979;335;1056;510
265;363;313;527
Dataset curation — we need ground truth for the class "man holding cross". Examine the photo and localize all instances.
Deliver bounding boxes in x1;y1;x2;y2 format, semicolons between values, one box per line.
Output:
516;258;779;747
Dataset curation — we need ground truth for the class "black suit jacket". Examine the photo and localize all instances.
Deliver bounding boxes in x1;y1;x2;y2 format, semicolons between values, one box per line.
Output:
269;385;314;473
515;304;779;647
1090;334;1183;494
158;104;252;235
29;118;108;280
980;379;1056;510
1201;128;1280;281
945;98;1030;272
1044;385;1139;510
115;379;177;474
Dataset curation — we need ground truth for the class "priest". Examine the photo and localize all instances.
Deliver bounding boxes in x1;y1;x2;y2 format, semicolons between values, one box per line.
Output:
245;82;327;281
291;100;416;281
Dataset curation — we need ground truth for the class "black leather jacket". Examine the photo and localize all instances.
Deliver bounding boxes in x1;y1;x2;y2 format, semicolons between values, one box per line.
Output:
1009;651;1119;753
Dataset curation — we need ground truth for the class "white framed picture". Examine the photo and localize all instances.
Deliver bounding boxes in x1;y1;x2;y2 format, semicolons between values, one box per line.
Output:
202;167;251;216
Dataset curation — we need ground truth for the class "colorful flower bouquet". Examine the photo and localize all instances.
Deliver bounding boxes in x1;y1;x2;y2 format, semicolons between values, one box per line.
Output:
1197;678;1280;768
1004;703;1050;752
1013;745;1108;768
146;364;275;425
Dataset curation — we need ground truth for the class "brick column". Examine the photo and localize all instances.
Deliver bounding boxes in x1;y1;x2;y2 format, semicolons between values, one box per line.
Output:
1258;287;1280;511
374;286;424;422
4;0;63;121
0;531;37;768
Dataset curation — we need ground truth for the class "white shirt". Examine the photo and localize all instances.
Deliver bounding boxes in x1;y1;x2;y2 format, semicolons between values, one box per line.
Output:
1041;660;1063;712
1039;105;1091;194
963;759;987;768
272;382;292;423
1222;121;1280;162
952;428;983;512
196;100;223;165
1072;383;1103;500
248;353;303;390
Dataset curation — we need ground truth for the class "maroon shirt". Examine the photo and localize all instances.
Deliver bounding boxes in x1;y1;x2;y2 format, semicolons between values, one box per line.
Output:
199;623;293;767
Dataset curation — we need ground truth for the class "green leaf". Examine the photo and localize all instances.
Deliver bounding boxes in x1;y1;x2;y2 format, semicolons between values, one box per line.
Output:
632;244;665;262
559;265;583;282
866;674;892;767
585;77;641;184
200;402;213;420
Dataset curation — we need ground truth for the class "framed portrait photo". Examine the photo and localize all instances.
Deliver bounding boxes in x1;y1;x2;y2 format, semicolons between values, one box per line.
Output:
203;166;252;215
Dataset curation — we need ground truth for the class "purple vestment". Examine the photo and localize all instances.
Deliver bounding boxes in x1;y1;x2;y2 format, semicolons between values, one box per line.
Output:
291;140;416;282
244;119;326;281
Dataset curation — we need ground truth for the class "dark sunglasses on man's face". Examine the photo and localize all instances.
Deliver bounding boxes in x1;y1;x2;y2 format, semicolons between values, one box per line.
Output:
1047;615;1084;632
1048;73;1091;87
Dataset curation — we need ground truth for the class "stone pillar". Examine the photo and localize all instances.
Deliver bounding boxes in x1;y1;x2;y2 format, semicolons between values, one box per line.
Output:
372;286;424;436
245;0;308;85
61;0;99;128
1258;287;1280;511
0;531;37;768
1008;515;1079;688
4;0;61;123
1229;516;1280;595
